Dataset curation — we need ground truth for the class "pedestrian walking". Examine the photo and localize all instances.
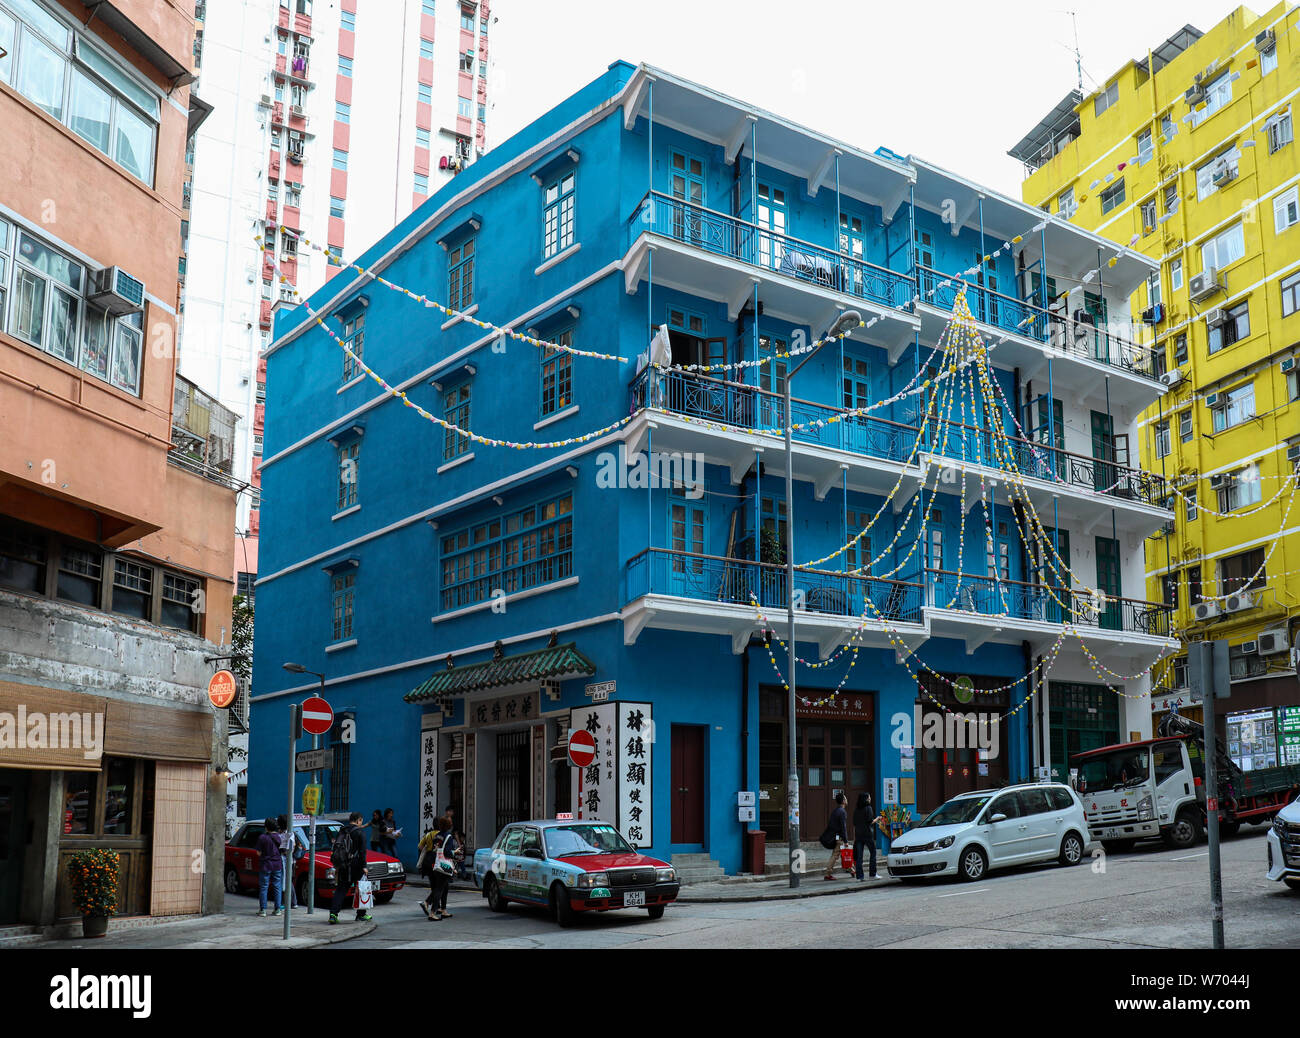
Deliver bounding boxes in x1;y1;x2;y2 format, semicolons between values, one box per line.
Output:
852;792;883;881
255;817;284;916
381;807;401;858
368;808;386;853
329;811;373;924
821;792;850;880
415;820;442;918
426;817;458;921
277;814;306;907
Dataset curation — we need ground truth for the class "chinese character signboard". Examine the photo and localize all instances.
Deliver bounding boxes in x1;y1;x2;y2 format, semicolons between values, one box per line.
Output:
568;701;653;846
418;712;440;833
796;694;873;723
1278;705;1300;766
467;691;537;729
618;703;652;847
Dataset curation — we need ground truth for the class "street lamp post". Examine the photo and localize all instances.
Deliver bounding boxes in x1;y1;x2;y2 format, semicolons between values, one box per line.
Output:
283;661;325;915
784;310;860;889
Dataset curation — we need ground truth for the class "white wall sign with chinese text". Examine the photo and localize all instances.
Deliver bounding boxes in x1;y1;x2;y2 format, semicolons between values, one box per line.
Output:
418;712;440;833
883;777;899;804
568;701;653;847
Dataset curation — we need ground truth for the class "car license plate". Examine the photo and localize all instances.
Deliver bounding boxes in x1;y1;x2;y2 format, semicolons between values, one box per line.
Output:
892;857;913;867
623;890;645;907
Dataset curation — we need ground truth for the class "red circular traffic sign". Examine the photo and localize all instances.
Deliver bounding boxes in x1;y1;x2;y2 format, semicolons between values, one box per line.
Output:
568;729;596;768
301;696;334;736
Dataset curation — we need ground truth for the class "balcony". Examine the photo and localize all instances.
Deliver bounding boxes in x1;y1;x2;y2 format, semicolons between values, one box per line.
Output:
628;367;1173;531
623;191;919;351
622;550;1177;662
624;548;925;654
915;267;1163;413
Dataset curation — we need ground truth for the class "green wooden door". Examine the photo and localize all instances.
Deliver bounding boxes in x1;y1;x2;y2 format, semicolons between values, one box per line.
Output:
1095;536;1122;631
1090;410;1114;493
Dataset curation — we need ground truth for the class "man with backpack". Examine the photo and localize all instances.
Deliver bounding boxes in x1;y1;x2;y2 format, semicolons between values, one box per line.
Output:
329;811;372;924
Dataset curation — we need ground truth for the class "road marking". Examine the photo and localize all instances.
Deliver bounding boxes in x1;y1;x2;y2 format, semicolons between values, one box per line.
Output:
1171;853;1208;861
936;889;986;898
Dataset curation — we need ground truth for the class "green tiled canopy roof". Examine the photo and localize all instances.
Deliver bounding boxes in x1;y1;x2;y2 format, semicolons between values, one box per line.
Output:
404;641;596;702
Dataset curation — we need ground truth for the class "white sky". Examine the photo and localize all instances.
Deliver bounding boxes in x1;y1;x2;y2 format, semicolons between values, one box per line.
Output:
488;0;1244;198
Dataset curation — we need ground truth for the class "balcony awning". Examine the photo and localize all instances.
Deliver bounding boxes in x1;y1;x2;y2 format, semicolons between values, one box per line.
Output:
404;641;596;702
81;2;194;87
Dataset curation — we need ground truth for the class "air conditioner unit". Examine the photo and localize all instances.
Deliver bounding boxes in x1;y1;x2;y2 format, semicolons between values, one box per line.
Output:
1204;307;1227;328
1194;601;1220;621
1281;357;1296;373
1162;519;1177;535
1185;83;1206;106
259;93;272;105
290;104;304;117
1159;368;1185;388
88;266;145;315
1258;627;1288;654
1189;269;1220;302
1255;28;1276;53
1205;391;1222;409
1224;591;1256;613
1288;442;1300;468
1239;640;1258;655
1211;161;1237;186
1208;472;1229;490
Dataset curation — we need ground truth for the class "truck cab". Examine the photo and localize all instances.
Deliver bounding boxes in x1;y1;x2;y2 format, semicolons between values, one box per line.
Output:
1072;737;1204;851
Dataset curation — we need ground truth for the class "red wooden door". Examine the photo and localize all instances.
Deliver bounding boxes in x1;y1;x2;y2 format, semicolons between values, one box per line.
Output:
671;725;705;844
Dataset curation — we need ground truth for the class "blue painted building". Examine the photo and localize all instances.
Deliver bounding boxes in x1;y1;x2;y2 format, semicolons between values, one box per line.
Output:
249;61;1177;875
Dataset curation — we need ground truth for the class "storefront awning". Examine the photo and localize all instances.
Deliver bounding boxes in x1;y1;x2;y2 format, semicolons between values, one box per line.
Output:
404;640;596;702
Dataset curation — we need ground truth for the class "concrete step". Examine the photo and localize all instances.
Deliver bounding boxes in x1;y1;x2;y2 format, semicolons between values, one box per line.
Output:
670;853;725;884
0;925;43;947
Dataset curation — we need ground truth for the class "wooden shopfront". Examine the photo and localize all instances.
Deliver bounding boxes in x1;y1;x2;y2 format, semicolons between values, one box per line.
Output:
914;673;1010;813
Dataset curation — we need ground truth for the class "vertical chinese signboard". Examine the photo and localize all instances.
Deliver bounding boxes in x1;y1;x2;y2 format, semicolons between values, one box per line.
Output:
568;702;653;847
418;712;440;834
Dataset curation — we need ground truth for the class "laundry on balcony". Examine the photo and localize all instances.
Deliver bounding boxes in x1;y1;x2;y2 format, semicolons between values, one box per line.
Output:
778;249;836;288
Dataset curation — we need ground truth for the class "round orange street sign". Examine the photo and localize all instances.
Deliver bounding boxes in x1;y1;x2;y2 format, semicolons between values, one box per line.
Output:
208;670;238;709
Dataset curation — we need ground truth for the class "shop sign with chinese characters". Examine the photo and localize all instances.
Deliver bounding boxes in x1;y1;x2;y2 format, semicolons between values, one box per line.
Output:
568;701;653;847
418;712;440;829
467;692;538;728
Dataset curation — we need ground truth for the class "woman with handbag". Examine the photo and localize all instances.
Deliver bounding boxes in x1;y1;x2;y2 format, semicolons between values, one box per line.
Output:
415;819;443;918
428;817;458;921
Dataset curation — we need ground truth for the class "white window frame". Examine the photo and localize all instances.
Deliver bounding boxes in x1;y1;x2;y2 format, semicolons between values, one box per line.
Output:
1267;107;1293;153
1196;149;1239;201
1274;187;1299;234
1210;380;1254;432
1191;72;1231;127
1094;81;1119;117
1201;223;1245;274
1170;258;1183;292
1137;128;1153;165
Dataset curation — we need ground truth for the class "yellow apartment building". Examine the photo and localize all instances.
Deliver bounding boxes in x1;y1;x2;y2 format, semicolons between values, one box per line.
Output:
1011;4;1300;768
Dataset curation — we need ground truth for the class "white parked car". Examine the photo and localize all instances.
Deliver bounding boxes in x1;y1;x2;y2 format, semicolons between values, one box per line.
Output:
1266;795;1300;891
887;783;1090;882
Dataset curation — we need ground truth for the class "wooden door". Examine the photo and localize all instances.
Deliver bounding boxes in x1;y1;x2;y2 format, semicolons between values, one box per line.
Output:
670;725;705;845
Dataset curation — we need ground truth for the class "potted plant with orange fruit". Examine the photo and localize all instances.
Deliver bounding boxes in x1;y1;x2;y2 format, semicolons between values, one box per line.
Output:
67;848;120;938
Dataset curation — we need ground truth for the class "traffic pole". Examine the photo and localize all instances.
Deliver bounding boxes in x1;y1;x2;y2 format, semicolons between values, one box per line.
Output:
1203;642;1225;950
308;731;318;915
285;702;301;941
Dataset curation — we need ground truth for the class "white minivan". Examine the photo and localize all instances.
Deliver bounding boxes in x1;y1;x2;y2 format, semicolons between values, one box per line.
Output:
1265;794;1300;891
887;783;1091;882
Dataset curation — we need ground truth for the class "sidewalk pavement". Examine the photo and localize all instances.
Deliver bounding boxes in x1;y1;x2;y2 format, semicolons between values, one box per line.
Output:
31;905;376;950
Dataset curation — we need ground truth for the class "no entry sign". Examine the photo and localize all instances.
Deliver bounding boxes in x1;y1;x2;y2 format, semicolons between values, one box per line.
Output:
568;729;596;768
301;696;334;736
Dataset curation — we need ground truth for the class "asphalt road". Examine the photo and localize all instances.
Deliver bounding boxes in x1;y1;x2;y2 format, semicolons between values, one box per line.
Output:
326;828;1300;949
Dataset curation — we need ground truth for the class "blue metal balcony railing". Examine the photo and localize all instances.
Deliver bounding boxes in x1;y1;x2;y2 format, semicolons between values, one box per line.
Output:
630;367;1171;508
629;191;916;311
628;366;918;464
926;569;1172;637
626;548;925;623
916;266;1161;382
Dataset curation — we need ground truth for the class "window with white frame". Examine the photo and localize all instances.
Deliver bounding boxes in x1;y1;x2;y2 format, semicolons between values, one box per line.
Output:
1283;271;1300;318
542;170;575;259
1094;80;1118;117
1164;182;1179;214
1196;149;1239;201
1100;179;1125;215
336;441;359;510
1210;380;1254;432
1191;72;1231;127
1201;222;1245;274
2;221;143;394
1207;300;1249;355
1216;472;1262;514
1178;409;1192;443
1184;487;1197;522
341;311;364;382
1141;197;1157;233
1147;271;1161;308
1287;363;1300;402
0;1;161;184
1154;419;1171;458
443;382;470;462
416;126;430;149
1267;107;1293;153
1057;187;1076;220
1170;258;1183;292
1262;46;1279;76
1137;129;1153;164
540;328;573;417
1274;187;1299;234
331;571;354;642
